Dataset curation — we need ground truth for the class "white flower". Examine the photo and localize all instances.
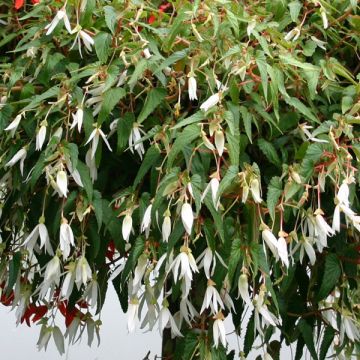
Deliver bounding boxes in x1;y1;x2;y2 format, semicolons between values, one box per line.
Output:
320;8;328;29
84;279;98;308
140;204;152;239
5;113;22;136
200;280;225;315
44;256;61;284
237;273;251;304
85;148;97;183
284;27;301;41
143;48;152;59
158;304;182;338
214;130;225;157
131;254;148;294
250;177;262;203
188;76;198;101
128;124;145;159
201;178;220;209
61;263;75;300
45;8;72;36
337;182;350;207
299;123;329;143
299;238;316;265
277;236;289;268
116;70;128;87
197;247;215;279
314;209;335;251
262;228;279;259
200;93;220;112
264;353;274;360
85;127;113;159
36;124;47;151
5;148;27;175
127;298;139;333
79;30;94;51
75;255;92;288
60;218;75;260
180;298;199;326
122;213;132;242
169;246;199;298
71;107;84;132
23;220;53;256
56;170;68;198
181;202;194;235
311;36;327;50
341;315;360;342
213;314;226;348
162;214;171;242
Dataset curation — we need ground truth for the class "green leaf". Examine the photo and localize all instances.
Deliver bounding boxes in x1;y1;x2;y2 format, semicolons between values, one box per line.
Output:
218;165;238;199
267;177;282;221
228;237;241;284
288;1;302;22
98;88;126;124
255;51;268;102
284;97;319;124
121;237;145;286
239;106;253;143
257;139;281;167
203;195;225;242
167;124;200;168
137;88;167;124
117;113;134;151
319;326;335;360
226;129;240;167
129;59;147;91
316;254;341;301
104;6;117;34
7;252;21;294
94;32;112;63
133;146;161;188
77;161;93;201
93;191;103;230
244;312;255;356
183;332;198;360
172;111;205;130
154;49;189;75
298;319;318;360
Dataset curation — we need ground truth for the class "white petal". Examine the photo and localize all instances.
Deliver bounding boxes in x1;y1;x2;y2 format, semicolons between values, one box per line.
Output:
181;203;194;235
56;170;68;198
200;93;220;112
214;130;225;157
122;214;132;242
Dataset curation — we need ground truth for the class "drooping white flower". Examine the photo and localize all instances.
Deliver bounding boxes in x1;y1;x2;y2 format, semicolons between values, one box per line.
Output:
320;7;328;29
116;70;128;87
143;48;152;59
169;246;199;298
213;313;226;348
132;254;148;294
200;280;225;315
84;279;98;308
341;315;360;343
79;30;94;51
5;148;27;175
44;255;61;284
71;107;84;133
60;218;75;260
22;220;53;256
36;123;47;151
262;228;279;259
299;238;316;265
197;247;215;279
299;123;329;143
237;273;251;304
75;255;92;288
214;130;225;157
180;298;199;326
188;76;198;101
277;236;289;268
250;177;262;203
158;302;183;338
284;27;301;42
85;127;113;159
122;213;132;242
314;209;335;251
127;297;139;333
5;113;22;137
181;202;194;235
162;213;171;242
128;124;145;159
200;93;220;112
201;177;220;209
56;170;68;198
61;262;76;300
45;8;72;36
140;204;152;239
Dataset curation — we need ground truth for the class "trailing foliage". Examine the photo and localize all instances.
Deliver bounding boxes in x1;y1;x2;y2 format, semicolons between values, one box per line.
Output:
0;0;359;358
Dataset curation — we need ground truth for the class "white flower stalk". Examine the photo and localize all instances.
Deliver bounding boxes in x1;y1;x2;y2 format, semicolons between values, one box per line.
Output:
250;177;262;203
122;213;132;242
181;202;194;235
299;238;316;265
169;246;199;298
61;262;76;300
277;236;289;268
60;218;75;260
213;313;226;348
127;297;139;333
75;255;92;288
22;219;53;256
188;76;198;101
158;302;182;338
162;212;171;242
85;127;113;159
262;228;279;259
200;93;220;112
140;204;152;239
71;107;84;132
128;124;145;159
180;298;199;326
200;279;225;315
214;130;225;157
5;148;27;175
56;170;68;198
238;273;251;304
36;123;47;151
341;315;360;342
5;113;22;137
45;8;72;36
284;27;301;41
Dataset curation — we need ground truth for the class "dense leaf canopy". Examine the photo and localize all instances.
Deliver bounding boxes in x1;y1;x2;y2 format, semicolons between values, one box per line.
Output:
0;0;359;358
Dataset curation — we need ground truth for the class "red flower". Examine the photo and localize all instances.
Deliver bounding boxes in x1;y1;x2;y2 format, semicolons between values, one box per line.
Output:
14;0;24;10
